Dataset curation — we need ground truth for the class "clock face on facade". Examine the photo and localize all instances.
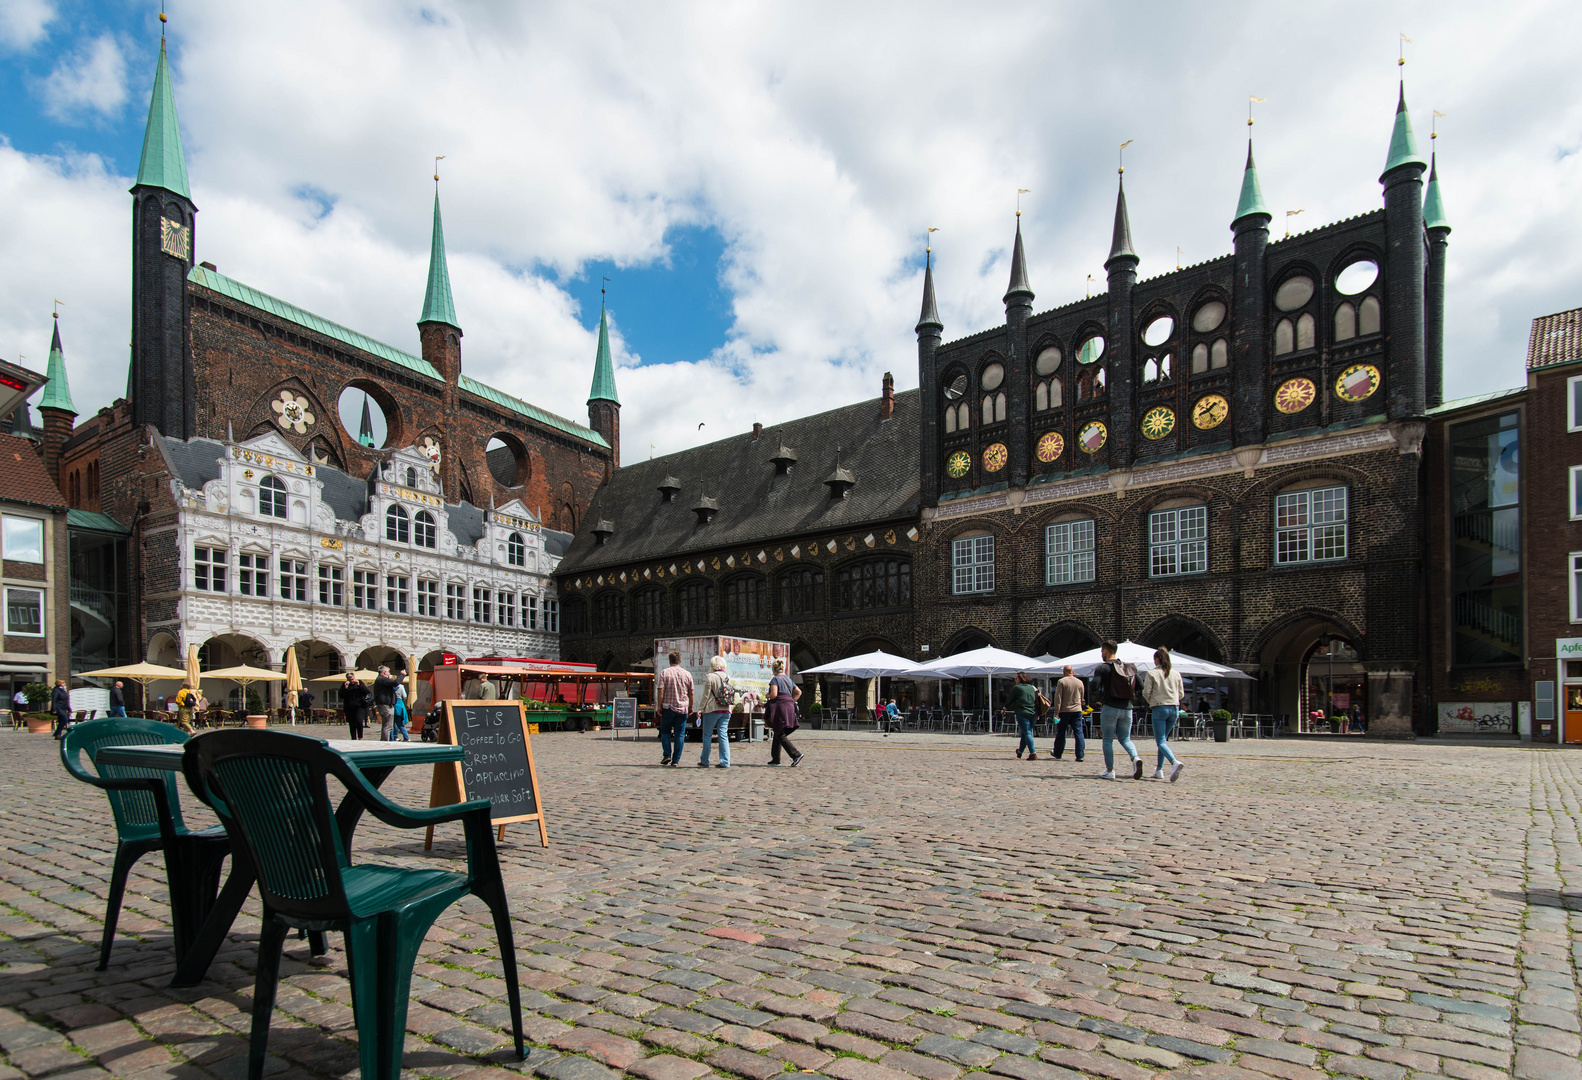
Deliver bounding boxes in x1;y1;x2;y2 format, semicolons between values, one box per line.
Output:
1077;421;1107;454
1191;394;1229;430
1036;431;1064;462
160;216;190;261
1275;377;1317;414
1334;363;1382;403
945;450;971;478
1141;406;1175;440
982;443;1008;473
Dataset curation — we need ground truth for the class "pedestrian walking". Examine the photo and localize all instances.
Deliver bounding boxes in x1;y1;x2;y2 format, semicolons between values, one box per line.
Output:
372;665;399;740
51;678;72;739
1007;672;1040;760
1090;640;1144;781
470;674;498;700
107;680;127;718
1051;665;1086;761
698;656;734;768
1142;646;1185;782
765;659;804;766
342;673;370;740
171;682;197;734
655;651;695;766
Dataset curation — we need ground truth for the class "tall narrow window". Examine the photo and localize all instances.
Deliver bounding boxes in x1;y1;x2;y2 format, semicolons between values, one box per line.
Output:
544;598;559;633
259;476;288;519
318;564;343;606
837;559;911;610
525;594;539;630
237;553;269;596
1451;411;1521;664
194;546;227;591
779;567;823;617
952;535;994;594
499;591;518;627
1296;312;1316;351
724;577;766;622
1149;506;1208;577
446;582;467;620
279;557;308;602
1210;338;1228;368
352;569;376;610
416;578;438;617
676;581;714;627
1274;486;1348;564
1335;302;1357;341
1045;519;1096;585
1273;319;1294;356
1357;295;1381;335
413;510;436;549
473;586;493;624
386;574;409;614
507;532;525;566
385;504;409;543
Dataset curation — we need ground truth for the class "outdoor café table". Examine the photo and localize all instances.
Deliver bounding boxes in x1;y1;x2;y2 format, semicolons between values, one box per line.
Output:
93;737;463;987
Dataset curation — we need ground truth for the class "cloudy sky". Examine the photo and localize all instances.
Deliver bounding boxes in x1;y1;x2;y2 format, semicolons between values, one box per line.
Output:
1;0;1579;458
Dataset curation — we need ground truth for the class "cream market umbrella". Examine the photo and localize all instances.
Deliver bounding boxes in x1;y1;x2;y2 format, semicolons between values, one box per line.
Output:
79;662;191;710
185;644;202;689
309;670;381;684
202;664;287;715
283;648;303;724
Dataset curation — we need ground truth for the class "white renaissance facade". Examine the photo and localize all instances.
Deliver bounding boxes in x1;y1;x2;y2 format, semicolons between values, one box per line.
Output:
159;433;561;702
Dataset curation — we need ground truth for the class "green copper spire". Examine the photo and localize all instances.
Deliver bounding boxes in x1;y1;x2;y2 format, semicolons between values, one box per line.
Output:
588;301;619;405
134;38;190;199
419;189;459;327
357;393;376;447
38;317;76;415
1382;82;1428;179
1423;152;1450;231
1233;141;1270;224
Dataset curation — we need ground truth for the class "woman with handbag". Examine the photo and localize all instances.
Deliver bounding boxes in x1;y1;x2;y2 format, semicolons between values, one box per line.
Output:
765;659;804;767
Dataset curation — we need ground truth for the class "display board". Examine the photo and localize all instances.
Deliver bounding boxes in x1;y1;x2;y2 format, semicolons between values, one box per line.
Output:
425;699;549;847
653;635;790;712
612;696;638;728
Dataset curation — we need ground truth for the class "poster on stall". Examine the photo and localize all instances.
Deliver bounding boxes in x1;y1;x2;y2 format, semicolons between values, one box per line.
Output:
653;636;790;712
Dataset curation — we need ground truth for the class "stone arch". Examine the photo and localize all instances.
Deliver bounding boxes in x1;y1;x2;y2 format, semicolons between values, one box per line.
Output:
1028;621;1101;661
1249;609;1367;732
1137;614;1226;664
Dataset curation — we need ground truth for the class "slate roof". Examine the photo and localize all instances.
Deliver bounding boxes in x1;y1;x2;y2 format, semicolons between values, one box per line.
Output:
558;389;920;573
0;434;67;510
1527;306;1582;371
543;529;573;557
160;436;227;490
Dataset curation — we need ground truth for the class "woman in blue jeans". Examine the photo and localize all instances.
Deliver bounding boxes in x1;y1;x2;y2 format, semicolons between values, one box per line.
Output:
1141;646;1185;782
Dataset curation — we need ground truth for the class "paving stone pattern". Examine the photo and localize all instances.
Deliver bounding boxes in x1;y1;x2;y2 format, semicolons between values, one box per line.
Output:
3;727;1581;1080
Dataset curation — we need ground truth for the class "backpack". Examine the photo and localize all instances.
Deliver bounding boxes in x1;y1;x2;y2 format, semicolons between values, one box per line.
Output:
712;674;737;711
1107;662;1136;702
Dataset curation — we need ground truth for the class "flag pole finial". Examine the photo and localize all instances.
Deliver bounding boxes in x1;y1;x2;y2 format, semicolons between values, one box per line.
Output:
433;155;445;183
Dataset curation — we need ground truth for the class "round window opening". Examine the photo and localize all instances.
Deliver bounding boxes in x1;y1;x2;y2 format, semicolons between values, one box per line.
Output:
1192;301;1226;333
1274;276;1315;312
944;373;968;400
337;386;391;449
1335;259;1379;296
1076;335;1105;364
980;362;1005;390
486;435;527;487
1142;315;1174;347
1034;347;1062;376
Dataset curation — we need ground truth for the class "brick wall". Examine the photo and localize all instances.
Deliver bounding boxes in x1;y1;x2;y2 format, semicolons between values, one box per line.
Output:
1524;365;1582;695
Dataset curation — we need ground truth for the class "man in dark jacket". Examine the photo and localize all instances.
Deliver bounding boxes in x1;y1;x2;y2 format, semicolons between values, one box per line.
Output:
342;674;370;740
371;666;400;741
51;679;72;739
1088;641;1143;781
108;681;127;717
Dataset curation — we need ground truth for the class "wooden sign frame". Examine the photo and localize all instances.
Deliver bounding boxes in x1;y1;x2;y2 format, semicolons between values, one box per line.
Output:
610;694;637;739
425;699;549;848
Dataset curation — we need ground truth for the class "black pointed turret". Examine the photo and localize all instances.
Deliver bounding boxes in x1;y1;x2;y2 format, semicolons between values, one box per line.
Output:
917;251;943;333
1105;177;1138;270
1003;219;1034;306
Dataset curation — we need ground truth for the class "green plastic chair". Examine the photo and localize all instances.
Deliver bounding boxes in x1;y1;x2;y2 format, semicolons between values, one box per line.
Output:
182;730;525;1080
59;717;230;970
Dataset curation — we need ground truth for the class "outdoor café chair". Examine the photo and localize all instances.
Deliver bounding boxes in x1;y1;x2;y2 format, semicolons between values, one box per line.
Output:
58;717;230;971
182;730;526;1080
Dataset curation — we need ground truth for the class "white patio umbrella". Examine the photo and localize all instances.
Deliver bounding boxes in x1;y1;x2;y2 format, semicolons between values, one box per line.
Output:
800;651;952;679
914;646;1044;732
1036;640;1252;679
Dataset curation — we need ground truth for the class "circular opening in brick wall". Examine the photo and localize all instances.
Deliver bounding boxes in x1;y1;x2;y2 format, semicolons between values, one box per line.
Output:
1335;259;1379;295
486;434;528;487
1142;315;1174;346
337;384;395;449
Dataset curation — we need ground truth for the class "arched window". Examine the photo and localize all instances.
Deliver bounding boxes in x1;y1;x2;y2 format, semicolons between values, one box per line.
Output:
1191;343;1208;374
506;531;524;566
1033;378;1061;411
385;504;409;543
1143;359;1158;383
1211;338;1228;368
944;403;958;434
1358;295;1381;336
634;587;668;632
675;581;714;627
405;466;417;487
723;576;766;623
1273;319;1295;356
836;558;911;611
980;392;1006;424
957;402;970;429
562;596;588;634
593;591;627;633
1335;302;1357;342
260;476;288;519
1158;354;1172;380
413;510;436;549
1296;313;1316;351
779;567;824;617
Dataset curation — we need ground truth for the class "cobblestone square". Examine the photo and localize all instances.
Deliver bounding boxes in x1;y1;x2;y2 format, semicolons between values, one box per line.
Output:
3;729;1580;1080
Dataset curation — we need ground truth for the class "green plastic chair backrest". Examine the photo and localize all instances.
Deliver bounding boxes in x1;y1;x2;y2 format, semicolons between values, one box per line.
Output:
185;730;352;920
60;718;190;842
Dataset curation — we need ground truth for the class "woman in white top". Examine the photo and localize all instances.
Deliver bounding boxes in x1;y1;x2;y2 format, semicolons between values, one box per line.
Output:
1141;646;1185;783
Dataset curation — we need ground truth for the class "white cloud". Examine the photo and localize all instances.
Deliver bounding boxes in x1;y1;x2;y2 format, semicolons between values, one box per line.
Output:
0;0;53;52
40;34;128;122
4;1;1582;461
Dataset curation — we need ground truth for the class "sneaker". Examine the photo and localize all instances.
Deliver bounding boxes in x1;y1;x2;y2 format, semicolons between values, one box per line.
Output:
1099;770;1117;780
1170;762;1185;783
660;756;671;766
715;763;729;769
1016;745;1024;759
697;761;710;767
791;754;805;767
766;760;781;766
1152;768;1165;780
1132;758;1145;780
1027;753;1038;761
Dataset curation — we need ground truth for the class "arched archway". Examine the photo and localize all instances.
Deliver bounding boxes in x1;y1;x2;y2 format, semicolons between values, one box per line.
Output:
1139;616;1224;663
356;645;405;673
1252;612;1365;732
200;633;274;711
147;631;181;667
1029;622;1100;661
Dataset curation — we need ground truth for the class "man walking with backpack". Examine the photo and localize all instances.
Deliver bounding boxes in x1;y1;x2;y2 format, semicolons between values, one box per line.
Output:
1090;640;1144;781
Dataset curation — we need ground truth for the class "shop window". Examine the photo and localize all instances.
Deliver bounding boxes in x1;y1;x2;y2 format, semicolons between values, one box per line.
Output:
724;576;765;622
1450;411;1521;665
3;587;43;636
194;546;226;591
676;581;713;627
416;578;438;617
385;504;409;543
1275;485;1348;564
414;511;436;549
952;535;994;594
278;557;308;602
473;586;493;624
779;567;823;617
1357;295;1381;336
506;531;525;566
1045;519;1096;585
1149;505;1208;577
260;476;288;519
238;552;269;597
837;558;911;610
317;563;343;606
446;582;466;620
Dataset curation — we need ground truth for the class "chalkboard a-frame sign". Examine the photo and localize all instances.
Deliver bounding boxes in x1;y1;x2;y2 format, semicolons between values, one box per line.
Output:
425;700;549;848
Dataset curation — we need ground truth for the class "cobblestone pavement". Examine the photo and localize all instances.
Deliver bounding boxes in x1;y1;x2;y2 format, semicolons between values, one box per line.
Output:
3;727;1581;1080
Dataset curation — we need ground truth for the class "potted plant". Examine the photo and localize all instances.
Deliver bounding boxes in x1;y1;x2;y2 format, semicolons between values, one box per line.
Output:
245;687;267;728
809;701;823;730
1211;708;1232;743
20;683;52;734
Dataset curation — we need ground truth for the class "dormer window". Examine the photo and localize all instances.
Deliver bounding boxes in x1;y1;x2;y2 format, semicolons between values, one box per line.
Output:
771;445;797;476
825;466;856;500
259;475;287;519
405;466;417;487
693;496;719;525
507;531;526;565
591;520;614;546
658;476;681;502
